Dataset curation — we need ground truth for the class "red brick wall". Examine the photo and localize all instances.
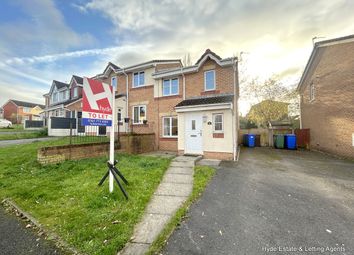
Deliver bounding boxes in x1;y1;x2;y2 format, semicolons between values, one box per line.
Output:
3;101;18;123
185;59;235;98
300;41;354;158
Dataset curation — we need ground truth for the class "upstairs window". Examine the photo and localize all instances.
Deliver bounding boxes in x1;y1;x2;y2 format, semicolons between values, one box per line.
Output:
204;70;215;91
163;78;179;96
163;117;178;137
310;82;315;101
213;113;223;132
73;87;78;98
133;71;145;87
111;76;117;88
23;107;31;113
133;105;146;124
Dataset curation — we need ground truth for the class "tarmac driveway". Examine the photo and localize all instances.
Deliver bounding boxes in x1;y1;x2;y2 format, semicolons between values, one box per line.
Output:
163;148;354;255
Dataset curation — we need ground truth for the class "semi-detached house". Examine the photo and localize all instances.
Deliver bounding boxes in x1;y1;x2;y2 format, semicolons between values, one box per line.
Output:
96;49;239;160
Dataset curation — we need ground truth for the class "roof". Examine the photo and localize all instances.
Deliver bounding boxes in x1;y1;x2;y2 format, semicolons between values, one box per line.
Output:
72;75;83;85
195;49;222;65
153;50;236;79
53;80;69;89
297;34;354;91
9;99;44;108
175;94;234;108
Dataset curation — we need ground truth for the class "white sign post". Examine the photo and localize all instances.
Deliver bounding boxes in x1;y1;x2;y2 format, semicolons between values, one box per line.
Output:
109;82;116;193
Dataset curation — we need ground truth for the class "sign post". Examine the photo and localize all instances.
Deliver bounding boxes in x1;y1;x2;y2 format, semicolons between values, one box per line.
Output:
82;77;128;198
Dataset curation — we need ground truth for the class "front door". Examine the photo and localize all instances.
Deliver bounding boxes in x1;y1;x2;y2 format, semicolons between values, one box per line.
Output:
185;113;203;155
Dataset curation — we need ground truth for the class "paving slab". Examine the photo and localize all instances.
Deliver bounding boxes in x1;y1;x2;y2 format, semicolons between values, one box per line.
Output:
130;213;170;244
146;195;186;215
154;182;192;197
170;161;195;167
167;167;194;175
163;173;193;184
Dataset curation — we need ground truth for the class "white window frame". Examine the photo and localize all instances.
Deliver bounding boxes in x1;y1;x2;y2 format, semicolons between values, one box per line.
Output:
310;82;315;101
23;107;31;113
162;116;178;138
213;113;223;133
111;76;117;88
204;70;216;91
132;105;147;124
73;87;78;98
133;71;145;88
162;78;179;96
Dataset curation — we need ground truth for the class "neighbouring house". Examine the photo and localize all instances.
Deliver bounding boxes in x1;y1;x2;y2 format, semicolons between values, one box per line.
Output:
0;107;3;118
1;99;45;124
95;49;239;160
43;75;84;119
297;34;354;158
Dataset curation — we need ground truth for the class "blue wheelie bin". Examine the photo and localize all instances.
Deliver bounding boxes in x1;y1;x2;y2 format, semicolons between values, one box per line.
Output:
284;134;297;150
243;134;255;148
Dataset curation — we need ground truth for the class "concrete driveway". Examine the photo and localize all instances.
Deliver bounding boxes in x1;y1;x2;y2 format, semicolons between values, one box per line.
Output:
163;148;354;255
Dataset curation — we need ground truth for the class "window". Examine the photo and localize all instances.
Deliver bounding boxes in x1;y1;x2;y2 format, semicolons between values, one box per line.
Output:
191;120;196;130
117;108;122;123
111;76;117;88
23;107;31;113
52;92;58;103
73;87;78;98
310;82;315;101
162;78;179;96
204;70;215;91
133;71;145;87
213;113;223;132
163;117;178;137
133;105;146;124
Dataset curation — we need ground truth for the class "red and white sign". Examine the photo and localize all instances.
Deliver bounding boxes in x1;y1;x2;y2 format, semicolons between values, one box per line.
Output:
82;77;113;126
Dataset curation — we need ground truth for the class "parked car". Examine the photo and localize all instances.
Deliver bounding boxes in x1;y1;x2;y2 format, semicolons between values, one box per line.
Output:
0;119;12;128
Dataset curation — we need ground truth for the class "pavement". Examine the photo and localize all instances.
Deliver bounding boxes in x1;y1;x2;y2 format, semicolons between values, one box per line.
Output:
119;155;201;255
0;137;57;147
163;147;354;255
0;207;60;255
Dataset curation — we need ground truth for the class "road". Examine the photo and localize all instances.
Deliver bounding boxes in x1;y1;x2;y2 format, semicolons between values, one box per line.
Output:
163;148;354;255
0;207;60;255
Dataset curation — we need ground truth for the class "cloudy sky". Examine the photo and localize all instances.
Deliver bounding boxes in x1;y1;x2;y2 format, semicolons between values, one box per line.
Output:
0;0;353;114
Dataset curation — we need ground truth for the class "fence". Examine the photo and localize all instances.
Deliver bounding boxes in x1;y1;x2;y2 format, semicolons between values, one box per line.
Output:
48;117;126;145
24;120;45;129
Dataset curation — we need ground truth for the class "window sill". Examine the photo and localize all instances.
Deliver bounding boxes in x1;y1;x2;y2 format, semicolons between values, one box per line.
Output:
132;123;148;126
201;90;220;95
131;84;153;90
160;137;178;141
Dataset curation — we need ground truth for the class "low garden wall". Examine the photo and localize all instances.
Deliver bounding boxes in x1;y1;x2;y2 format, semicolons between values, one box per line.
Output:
38;133;155;164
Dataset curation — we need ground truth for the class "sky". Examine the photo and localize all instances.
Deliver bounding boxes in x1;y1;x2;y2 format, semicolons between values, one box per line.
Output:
0;0;353;114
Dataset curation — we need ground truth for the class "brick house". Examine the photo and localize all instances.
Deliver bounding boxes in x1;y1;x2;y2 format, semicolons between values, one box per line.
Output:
2;99;45;124
95;49;239;160
297;35;354;159
43;75;84;120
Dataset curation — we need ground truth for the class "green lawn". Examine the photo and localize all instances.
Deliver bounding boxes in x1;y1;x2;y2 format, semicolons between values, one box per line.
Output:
0;131;47;140
0;124;24;132
0;139;171;254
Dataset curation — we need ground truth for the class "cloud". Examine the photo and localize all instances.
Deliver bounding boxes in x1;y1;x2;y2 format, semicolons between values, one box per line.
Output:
0;0;95;58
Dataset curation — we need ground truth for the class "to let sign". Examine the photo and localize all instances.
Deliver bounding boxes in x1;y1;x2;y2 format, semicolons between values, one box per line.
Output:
82;77;113;126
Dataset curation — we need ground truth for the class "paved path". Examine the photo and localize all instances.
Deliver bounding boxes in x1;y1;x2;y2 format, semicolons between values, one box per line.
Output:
163;148;354;255
0;137;57;147
119;155;200;255
0;207;60;255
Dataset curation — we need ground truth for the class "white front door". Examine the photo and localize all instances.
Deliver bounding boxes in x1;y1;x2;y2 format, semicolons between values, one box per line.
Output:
185;113;203;154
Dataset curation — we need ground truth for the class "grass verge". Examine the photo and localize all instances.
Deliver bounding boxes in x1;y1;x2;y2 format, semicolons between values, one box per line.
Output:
0;124;24;132
147;165;216;255
0;131;47;140
0;139;171;254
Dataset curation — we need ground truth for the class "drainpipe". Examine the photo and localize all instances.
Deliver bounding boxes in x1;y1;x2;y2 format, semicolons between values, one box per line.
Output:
232;57;239;161
122;69;129;133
